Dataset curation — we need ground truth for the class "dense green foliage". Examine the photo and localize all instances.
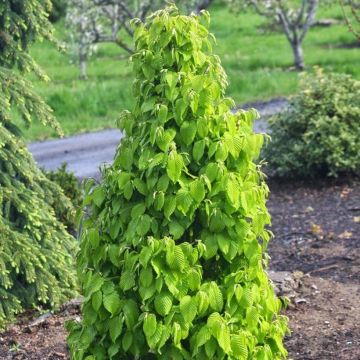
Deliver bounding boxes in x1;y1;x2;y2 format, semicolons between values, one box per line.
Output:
266;68;360;177
67;6;288;359
44;163;83;230
0;0;77;328
48;0;68;22
19;3;359;140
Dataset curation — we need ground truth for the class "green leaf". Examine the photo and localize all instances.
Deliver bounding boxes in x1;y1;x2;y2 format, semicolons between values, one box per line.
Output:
231;333;248;359
176;188;193;214
143;313;157;338
195;325;211;348
117;172;131;189
93;187;106;207
208;282;223;312
188;269;201;291
167;151;183;182
154;292;172;316
180;295;197;323
123;299;139;329
88;229;100;248
133;178;148;195
131;203;146;219
174;98;187;124
169;221;185;240
136;214;151;236
103;292;121;316
158;104;168;124
86;274;104;297
193;139;205;162
109;315;124;343
196;291;209;316
180;121;197;146
166;246;185;271
203;234;218;259
216;234;229;256
120;270;135;291
189;179;205;203
173;322;182;346
197;117;209;138
91;291;102;312
122;331;133;352
164;196;176;219
139;267;153;287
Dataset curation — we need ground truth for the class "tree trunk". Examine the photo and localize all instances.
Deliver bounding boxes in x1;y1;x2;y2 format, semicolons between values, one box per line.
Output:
292;41;305;71
79;47;88;80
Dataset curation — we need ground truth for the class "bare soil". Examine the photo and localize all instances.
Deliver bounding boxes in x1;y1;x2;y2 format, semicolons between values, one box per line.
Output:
1;177;359;360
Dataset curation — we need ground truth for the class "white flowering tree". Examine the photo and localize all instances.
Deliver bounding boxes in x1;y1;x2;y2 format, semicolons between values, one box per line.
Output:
228;0;319;70
66;0;213;79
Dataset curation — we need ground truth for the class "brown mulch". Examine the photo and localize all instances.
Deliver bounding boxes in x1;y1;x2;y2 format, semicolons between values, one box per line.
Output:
0;177;359;360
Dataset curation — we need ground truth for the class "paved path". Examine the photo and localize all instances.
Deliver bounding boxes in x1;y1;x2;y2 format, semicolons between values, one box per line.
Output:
29;99;287;179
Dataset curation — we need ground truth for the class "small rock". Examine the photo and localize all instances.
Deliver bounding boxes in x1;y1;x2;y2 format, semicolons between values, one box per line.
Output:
295;298;307;304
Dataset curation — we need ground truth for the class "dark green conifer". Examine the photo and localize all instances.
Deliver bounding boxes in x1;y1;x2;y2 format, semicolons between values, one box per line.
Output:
0;0;77;328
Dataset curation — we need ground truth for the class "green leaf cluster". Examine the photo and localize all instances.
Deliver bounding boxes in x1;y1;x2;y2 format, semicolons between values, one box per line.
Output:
0;0;77;328
68;5;288;359
266;68;360;178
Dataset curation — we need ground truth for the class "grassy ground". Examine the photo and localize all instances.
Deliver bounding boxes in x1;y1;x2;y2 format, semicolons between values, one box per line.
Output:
23;2;359;140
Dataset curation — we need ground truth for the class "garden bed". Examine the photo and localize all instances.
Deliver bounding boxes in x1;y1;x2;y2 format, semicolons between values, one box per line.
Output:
1;177;359;359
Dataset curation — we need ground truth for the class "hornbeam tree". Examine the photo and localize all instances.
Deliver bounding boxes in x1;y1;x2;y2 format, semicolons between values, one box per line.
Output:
66;0;214;79
67;5;288;359
0;0;77;328
228;0;319;70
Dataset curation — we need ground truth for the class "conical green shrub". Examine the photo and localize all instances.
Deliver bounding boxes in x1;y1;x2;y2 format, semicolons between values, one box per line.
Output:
0;0;77;328
68;5;288;359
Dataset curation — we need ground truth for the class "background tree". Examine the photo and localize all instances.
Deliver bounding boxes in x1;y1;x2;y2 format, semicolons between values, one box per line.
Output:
228;0;319;70
66;0;214;79
339;0;360;39
0;0;77;327
67;5;288;359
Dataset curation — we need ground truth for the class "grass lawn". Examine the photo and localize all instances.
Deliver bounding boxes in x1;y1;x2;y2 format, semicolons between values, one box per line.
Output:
22;2;359;140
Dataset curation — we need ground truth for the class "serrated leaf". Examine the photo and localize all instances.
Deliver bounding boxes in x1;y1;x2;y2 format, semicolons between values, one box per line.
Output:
164;195;176;219
188;269;201;291
109;315;123;343
176;188;193;214
117;172;131;189
123;299;139;329
189;179;205;203
208;282;223;312
154;292;172;316
180;295;197;323
122;331;133;351
103;292;121;316
158;104;168;124
133;178;148;195
203;234;218;259
196;291;209;316
136;214;151;236
166;246;185;272
120;270;135;291
195;325;211;348
180;121;197;146
91;291;102;311
143;313;157;338
93;187;105;207
167;151;183;182
231;333;248;358
193;139;205;162
169;221;185;240
216;234;229;256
